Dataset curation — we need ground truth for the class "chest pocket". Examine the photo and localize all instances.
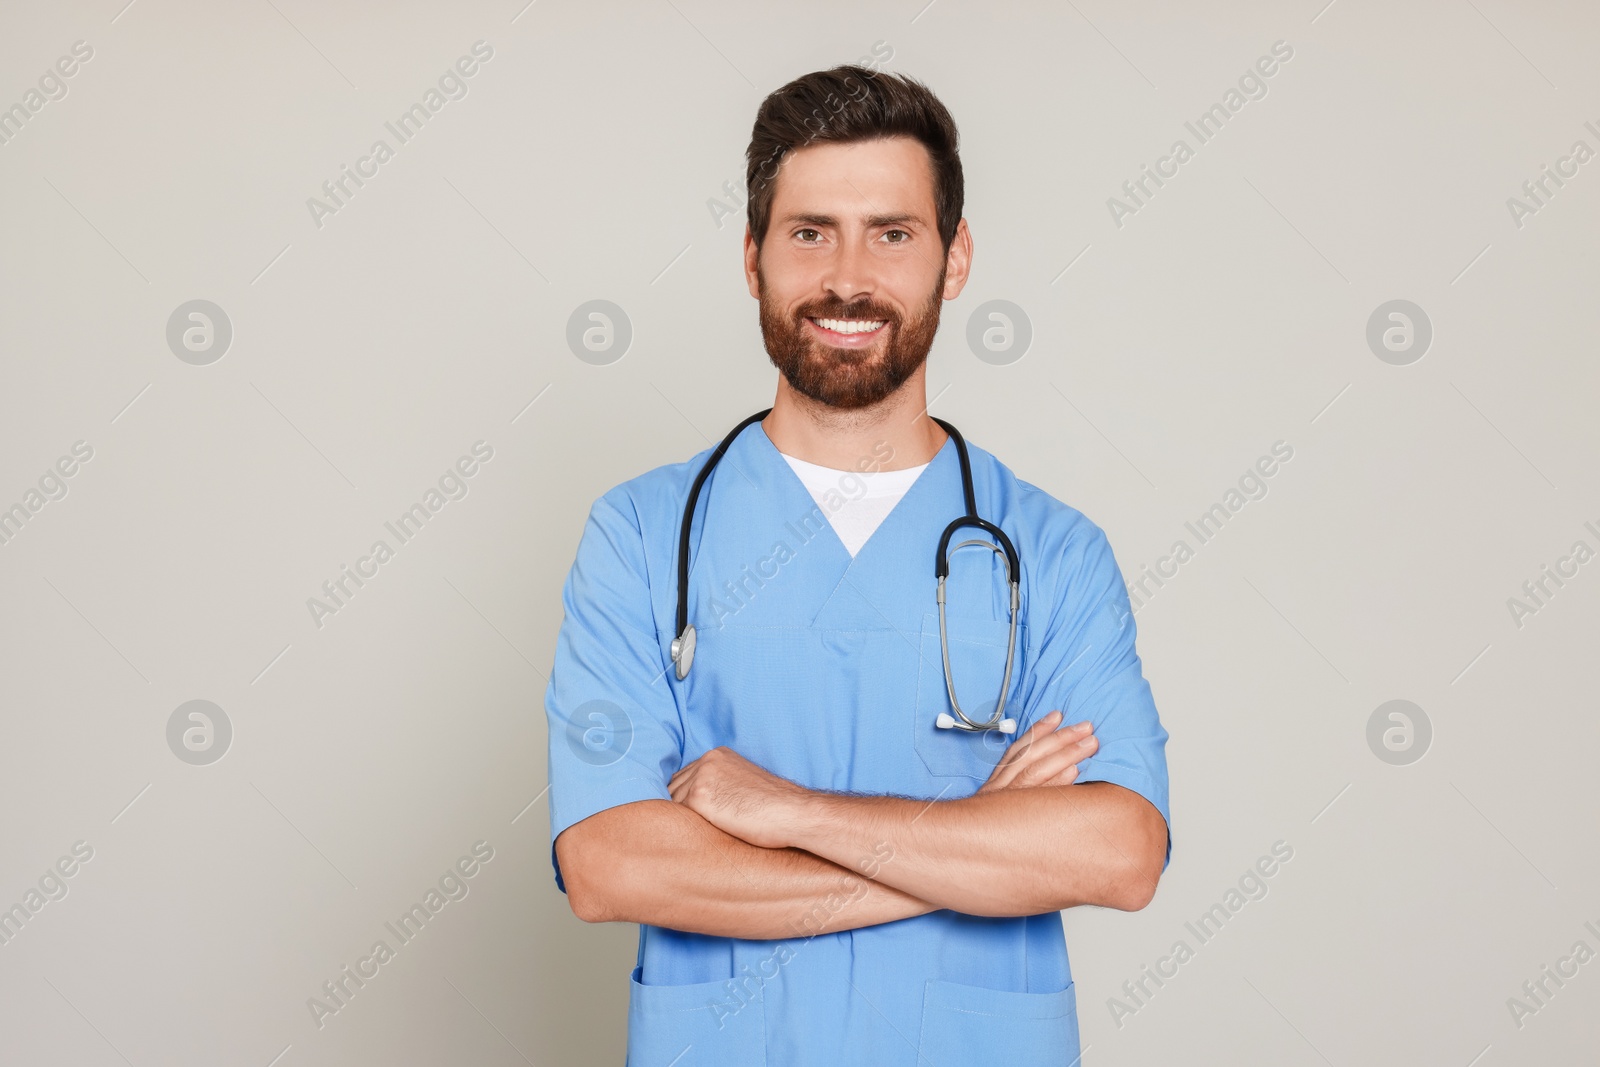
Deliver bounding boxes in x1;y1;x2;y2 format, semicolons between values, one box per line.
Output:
913;611;1028;780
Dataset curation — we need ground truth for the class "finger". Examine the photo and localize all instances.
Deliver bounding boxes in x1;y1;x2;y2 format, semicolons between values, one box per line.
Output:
1014;734;1097;787
1004;720;1088;770
986;731;1052;788
667;761;699;794
1005;728;1095;786
1026;709;1065;736
999;712;1077;764
985;715;1087;789
1018;715;1092;754
984;714;1095;790
990;712;1060;771
1015;751;1082;788
1033;712;1091;737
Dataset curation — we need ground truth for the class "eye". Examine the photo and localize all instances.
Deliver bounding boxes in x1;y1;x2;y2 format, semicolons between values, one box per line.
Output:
882;229;910;244
796;228;822;243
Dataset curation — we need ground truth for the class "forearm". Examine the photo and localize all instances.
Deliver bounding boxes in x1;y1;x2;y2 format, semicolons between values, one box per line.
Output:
557;799;938;939
782;782;1164;916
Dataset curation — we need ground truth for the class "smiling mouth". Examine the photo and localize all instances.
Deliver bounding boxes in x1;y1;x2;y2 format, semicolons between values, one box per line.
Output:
806;317;889;345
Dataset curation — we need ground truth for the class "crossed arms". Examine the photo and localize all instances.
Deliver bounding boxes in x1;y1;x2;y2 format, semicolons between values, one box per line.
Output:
556;711;1169;939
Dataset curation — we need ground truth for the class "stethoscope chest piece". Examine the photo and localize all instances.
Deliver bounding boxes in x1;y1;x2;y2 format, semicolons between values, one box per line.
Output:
671;624;696;681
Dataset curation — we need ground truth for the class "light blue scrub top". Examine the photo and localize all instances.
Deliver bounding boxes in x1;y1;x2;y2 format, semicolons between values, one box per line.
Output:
546;421;1172;1067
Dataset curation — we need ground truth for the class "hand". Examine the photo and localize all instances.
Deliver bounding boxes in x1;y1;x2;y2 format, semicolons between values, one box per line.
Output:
977;710;1096;794
668;746;806;849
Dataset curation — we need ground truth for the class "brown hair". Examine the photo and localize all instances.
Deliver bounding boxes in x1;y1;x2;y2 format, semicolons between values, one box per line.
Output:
745;65;963;254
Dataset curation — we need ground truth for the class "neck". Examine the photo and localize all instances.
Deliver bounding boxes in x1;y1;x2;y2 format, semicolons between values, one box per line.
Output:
762;365;947;472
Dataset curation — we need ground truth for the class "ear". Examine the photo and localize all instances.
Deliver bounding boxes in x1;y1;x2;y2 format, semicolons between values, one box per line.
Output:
940;218;973;301
743;226;761;300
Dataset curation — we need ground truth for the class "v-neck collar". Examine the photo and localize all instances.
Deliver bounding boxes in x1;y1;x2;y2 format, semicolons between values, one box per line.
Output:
749;420;956;564
698;419;958;632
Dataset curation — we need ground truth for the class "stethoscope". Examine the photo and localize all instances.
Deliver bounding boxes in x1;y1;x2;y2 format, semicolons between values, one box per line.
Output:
670;409;1022;734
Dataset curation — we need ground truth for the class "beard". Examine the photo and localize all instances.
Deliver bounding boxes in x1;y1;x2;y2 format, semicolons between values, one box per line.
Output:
758;264;946;410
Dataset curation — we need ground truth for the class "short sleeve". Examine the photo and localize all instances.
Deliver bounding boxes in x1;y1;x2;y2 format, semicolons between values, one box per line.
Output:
544;491;684;893
1019;523;1172;872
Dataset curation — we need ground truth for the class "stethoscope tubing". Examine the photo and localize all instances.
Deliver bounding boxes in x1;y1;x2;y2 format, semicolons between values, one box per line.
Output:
672;411;1021;735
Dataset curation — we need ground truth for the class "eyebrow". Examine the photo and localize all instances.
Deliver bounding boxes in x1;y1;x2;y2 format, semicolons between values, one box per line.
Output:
779;212;923;229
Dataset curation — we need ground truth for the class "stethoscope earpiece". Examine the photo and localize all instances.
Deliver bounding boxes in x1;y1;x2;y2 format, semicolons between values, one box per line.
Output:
935;713;1017;733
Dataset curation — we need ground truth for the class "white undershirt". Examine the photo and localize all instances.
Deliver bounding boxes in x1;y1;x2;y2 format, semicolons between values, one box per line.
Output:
779;452;929;557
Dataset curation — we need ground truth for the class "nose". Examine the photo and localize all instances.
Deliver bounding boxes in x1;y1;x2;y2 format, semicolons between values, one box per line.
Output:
819;230;876;307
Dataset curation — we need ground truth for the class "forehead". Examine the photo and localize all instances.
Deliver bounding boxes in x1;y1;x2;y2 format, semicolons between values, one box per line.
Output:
768;136;937;221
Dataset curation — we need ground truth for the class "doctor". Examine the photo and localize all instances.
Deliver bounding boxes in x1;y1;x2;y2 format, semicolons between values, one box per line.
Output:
546;65;1171;1066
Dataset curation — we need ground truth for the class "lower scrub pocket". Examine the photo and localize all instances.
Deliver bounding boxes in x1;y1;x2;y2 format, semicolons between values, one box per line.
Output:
627;965;767;1066
915;977;1079;1067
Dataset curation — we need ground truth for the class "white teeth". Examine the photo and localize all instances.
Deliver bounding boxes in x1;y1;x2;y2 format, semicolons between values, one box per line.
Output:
813;318;886;334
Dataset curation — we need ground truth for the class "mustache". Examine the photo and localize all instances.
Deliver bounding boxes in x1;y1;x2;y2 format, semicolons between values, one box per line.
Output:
798;302;897;323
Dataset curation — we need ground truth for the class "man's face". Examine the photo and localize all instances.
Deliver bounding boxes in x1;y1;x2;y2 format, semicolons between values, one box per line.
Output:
745;136;968;410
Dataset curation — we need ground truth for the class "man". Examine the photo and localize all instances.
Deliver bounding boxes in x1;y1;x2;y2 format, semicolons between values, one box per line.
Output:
546;65;1171;1065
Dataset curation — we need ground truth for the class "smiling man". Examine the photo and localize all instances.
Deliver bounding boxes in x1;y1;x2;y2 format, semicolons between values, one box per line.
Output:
545;66;1172;1066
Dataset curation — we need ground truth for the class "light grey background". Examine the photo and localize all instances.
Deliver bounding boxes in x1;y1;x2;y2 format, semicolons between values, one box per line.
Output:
2;1;1596;1064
